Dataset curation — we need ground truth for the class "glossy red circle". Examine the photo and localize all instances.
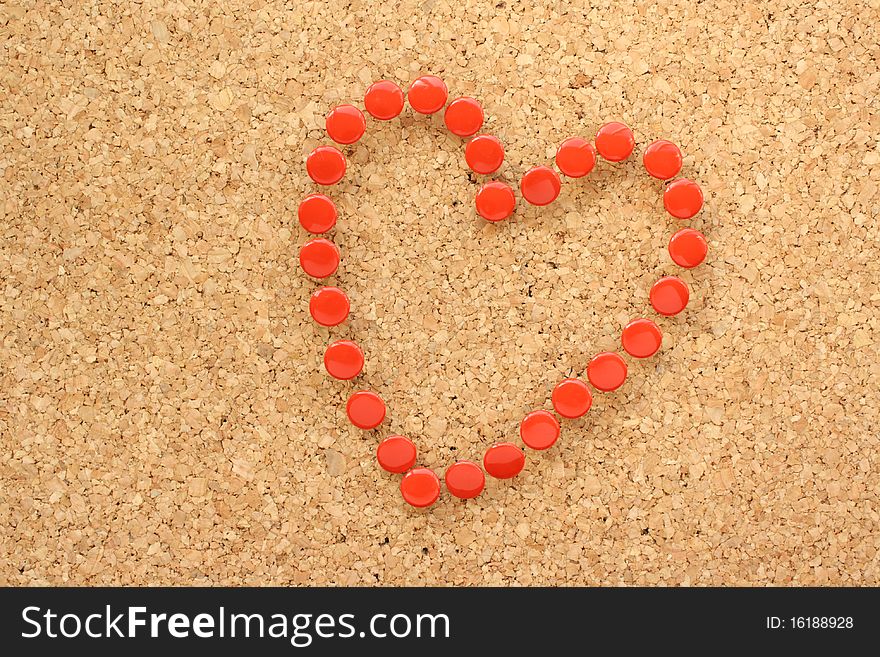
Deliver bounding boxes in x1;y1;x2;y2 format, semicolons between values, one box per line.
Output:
621;318;662;358
483;443;525;479
555;137;597;178
346;390;386;429
325;104;366;145
376;435;417;474
595;121;635;162
407;75;448;114
306;145;346;185
323;340;364;380
400;468;441;507
643;140;682;180
587;352;628;392
664;178;703;219
650;276;690;316
551;378;593;419
309;286;350;326
444;97;484;137
520;166;561;206
444;461;485;499
668;228;708;268
298;194;337;234
299;238;340;278
465;134;504;174
475;181;516;222
364;80;405;120
519;410;561;450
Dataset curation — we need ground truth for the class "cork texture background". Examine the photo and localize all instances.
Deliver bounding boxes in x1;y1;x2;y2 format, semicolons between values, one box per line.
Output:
2;0;879;586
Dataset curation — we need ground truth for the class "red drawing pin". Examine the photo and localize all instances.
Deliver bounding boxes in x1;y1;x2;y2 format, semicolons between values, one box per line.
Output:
621;318;662;358
552;378;593;418
444;97;484;137
400;468;441;507
306;145;346;185
309;286;350;326
664;178;703;219
520;410;561;450
346;390;386;429
300;238;340;278
555;137;597;178
668;228;708;268
643;140;683;180
298;194;337;234
325;104;366;145
520;166;561;206
407;75;448;114
475;181;516;222
587;352;628;392
445;461;485;499
377;435;417;474
650;276;690;316
324;340;364;380
483;443;525;479
595;121;635;162
465;134;504;174
364;80;405;120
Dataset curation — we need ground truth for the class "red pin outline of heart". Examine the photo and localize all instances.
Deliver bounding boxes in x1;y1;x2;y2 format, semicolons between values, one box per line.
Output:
300;76;707;509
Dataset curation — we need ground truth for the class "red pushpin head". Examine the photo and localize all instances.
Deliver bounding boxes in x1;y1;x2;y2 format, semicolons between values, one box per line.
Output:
326;105;366;145
668;228;708;268
400;468;441;507
300;238;340;278
324;340;364;380
346;390;386;429
664;178;703;219
650;276;690;316
595;122;635;162
551;378;593;418
298;194;337;234
465;134;504;174
555;137;597;178
407;75;448;114
621;318;662;358
309;286;350;326
483;443;525;479
520;166;561;206
444;461;485;499
519;410;561;450
643;140;682;180
444;97;484;137
376;435;417;473
475;181;516;222
306;145;346;185
364;80;405;120
587;352;628;392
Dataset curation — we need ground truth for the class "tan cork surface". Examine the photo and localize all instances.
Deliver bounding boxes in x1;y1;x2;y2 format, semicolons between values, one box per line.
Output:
1;0;879;585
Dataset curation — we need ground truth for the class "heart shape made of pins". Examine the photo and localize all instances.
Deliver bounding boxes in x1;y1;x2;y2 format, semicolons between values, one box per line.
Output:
299;75;708;508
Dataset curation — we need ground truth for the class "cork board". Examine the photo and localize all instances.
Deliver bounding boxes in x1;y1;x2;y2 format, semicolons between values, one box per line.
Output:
1;0;879;586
